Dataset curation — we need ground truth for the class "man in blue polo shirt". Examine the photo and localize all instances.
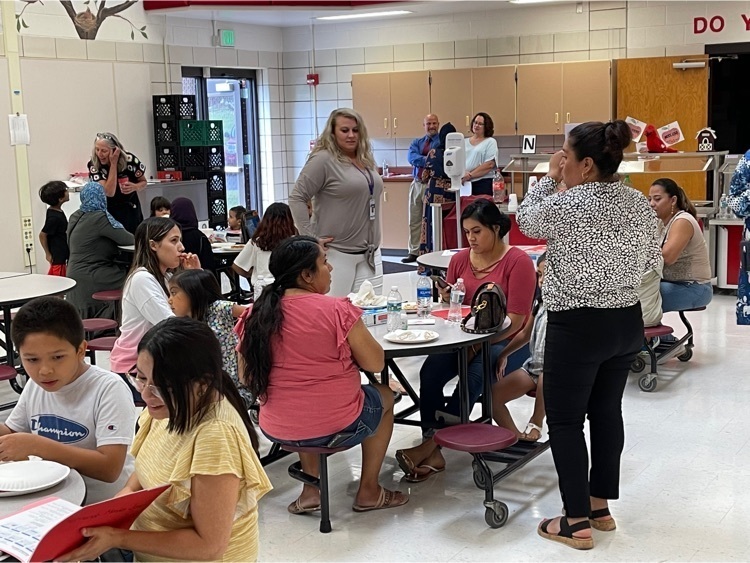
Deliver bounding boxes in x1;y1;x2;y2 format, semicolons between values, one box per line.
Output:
403;114;440;263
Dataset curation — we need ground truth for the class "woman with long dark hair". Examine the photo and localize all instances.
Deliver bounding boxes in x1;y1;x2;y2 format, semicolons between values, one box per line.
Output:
238;235;407;513
232;202;298;286
170;197;216;275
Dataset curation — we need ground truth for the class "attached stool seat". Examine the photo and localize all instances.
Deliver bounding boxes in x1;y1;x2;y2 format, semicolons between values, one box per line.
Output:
82;318;118;339
0;365;23;411
279;441;355;533
434;424;517;528
86;336;117;366
92;289;123;301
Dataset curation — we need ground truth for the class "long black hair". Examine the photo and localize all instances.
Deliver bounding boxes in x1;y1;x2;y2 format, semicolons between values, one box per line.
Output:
461;198;512;239
239;235;321;401
127;217;179;296
168;269;223;322
567;120;631;179
138;317;259;451
651;177;698;219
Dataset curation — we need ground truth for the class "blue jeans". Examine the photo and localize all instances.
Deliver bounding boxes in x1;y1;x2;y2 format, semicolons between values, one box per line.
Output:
660;281;713;312
418;341;531;433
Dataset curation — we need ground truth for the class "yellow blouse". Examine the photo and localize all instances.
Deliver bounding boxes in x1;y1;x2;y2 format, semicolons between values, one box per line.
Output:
130;399;272;562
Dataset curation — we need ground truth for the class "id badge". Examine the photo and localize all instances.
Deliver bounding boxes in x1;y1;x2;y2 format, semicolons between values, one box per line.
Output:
369;196;376;221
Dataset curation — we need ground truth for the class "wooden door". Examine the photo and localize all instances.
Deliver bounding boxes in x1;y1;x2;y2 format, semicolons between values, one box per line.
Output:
389;71;430;139
429;69;474;136
472;66;517;136
562;60;612;126
516;63;562;135
352;72;391;138
380;182;410;250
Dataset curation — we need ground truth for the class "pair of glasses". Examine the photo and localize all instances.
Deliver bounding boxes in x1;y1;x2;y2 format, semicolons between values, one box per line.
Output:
127;373;164;401
96;132;114;141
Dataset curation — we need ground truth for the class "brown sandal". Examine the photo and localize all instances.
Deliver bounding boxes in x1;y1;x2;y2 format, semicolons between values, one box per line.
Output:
287;497;321;515
590;507;616;531
538;516;594;550
352;487;409;512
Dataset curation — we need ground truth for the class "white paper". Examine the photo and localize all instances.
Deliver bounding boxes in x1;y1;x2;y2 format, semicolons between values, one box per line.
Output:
408;318;436;325
0;498;78;561
625;116;647;142
460;181;472;197
658;121;684;146
8;115;30;145
441;250;457;256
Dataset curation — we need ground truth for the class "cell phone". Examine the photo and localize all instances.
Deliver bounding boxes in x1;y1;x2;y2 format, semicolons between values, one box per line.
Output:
430;274;450;289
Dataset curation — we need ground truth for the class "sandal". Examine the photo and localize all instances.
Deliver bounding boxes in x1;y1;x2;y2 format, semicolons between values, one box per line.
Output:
520;422;543;442
404;464;445;483
538;516;594;550
590;507;616;531
388;377;408;395
287;497;321;515
352;487;409;512
395;449;417;476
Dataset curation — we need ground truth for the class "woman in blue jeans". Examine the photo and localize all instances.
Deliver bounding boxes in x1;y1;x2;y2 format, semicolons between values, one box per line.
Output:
648;178;713;312
396;200;536;482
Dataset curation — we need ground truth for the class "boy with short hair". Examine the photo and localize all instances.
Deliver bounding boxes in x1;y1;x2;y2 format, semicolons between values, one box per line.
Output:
0;297;135;504
38;181;70;276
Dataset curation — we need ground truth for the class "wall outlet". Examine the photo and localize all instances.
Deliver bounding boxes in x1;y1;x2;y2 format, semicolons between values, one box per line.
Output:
22;216;33;230
23;229;34;242
24;242;36;266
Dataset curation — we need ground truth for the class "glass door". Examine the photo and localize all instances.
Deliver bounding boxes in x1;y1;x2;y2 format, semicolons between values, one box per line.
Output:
207;78;244;209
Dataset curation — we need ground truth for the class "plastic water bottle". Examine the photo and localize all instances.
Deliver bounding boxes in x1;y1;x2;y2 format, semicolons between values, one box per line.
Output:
382;160;389;177
416;272;432;318
492;169;506;203
254;275;265;302
387;286;403;331
719;193;730;219
447;278;466;324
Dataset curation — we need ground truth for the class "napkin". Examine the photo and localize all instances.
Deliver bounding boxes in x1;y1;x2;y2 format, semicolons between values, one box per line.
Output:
348;280;387;307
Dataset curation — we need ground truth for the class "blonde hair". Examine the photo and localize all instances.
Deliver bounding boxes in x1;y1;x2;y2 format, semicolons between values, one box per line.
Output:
91;132;127;173
311;108;375;169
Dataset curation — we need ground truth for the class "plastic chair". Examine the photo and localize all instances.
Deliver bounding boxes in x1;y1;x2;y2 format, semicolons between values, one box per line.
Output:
433;423;518;528
279;441;355;533
86;336;117;366
81;318;118;339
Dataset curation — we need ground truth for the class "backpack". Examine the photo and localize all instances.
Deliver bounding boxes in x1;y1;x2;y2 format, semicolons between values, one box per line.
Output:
461;281;508;334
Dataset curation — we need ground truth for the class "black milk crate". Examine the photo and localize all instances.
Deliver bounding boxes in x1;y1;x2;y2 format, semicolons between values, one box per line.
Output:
207;171;226;193
156;146;181;170
183;167;207;180
152;95;196;120
180;146;206;168
205;146;225;170
204;120;224;146
154;119;179;146
209;196;228;227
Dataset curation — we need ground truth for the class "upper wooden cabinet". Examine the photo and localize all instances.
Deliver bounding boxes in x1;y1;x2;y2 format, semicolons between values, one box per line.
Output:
517;60;612;135
351;71;429;139
472;66;517;136
429;69;474;134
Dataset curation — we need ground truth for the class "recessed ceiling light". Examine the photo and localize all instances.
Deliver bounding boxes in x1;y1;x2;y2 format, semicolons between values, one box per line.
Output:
316;10;412;21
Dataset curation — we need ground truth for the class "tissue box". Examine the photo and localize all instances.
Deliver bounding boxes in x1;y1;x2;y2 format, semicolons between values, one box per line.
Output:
361;309;388;326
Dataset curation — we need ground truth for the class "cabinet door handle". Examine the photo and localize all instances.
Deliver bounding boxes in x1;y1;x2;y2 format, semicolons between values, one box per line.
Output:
393;117;398;129
566;112;570;123
466;115;470;127
384;118;388;130
555;112;559;124
383;190;388;202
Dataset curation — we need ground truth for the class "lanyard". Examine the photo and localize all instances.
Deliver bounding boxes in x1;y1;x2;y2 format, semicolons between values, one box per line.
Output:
354;165;374;196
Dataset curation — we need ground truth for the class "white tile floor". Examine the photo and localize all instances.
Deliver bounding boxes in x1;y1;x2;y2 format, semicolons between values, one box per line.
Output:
1;290;748;561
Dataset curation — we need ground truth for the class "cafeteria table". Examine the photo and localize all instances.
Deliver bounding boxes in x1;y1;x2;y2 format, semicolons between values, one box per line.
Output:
417;244;548;271
0;468;86;519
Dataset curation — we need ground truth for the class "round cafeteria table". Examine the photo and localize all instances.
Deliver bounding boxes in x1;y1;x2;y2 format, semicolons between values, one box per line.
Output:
417;244;548;272
0;468;86;518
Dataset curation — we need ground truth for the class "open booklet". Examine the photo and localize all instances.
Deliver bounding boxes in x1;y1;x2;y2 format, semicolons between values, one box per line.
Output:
0;484;169;563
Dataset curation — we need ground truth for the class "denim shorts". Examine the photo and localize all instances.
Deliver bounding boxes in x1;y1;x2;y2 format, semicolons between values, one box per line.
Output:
262;384;384;449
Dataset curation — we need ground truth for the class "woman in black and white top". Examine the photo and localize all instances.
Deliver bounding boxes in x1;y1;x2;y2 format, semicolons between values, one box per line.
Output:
517;120;661;550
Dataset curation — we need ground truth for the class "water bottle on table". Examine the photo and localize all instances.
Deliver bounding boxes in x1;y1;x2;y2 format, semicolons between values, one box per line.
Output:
719;193;730;219
492;169;506;203
447;278;466;324
416;272;432;318
387;286;403;331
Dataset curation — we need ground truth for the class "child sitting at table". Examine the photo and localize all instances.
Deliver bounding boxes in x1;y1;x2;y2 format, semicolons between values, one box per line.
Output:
149;196;171;218
0;296;135;504
38;180;70;276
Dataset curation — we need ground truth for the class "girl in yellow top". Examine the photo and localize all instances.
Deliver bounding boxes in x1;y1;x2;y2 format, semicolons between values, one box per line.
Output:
60;318;271;562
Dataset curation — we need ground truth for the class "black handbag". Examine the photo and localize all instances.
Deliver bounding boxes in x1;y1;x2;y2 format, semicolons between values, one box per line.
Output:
461;281;507;334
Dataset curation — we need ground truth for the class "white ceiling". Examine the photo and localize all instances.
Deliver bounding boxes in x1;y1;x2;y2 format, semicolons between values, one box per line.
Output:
159;1;538;28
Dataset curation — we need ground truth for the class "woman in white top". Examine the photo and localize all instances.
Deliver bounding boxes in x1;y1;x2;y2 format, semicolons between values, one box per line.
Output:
232;202;298;287
461;112;498;196
648;178;712;312
109;217;200;376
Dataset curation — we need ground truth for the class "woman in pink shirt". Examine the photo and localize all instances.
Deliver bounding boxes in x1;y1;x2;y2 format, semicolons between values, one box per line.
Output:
238;235;408;513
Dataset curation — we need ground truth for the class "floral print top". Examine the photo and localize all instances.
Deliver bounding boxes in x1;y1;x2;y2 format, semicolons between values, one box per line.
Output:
517;175;661;312
207;300;252;403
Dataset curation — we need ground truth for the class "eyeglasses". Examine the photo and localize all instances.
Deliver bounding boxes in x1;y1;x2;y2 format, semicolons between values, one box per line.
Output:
127;373;164;401
96;132;115;141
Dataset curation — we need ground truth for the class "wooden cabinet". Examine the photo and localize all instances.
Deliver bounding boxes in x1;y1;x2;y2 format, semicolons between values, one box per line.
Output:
472;66;517;136
379;181;410;250
429;69;473;134
352;71;429;139
517;60;612;135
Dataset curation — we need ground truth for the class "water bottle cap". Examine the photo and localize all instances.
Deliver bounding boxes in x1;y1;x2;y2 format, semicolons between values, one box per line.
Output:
391;285;398;290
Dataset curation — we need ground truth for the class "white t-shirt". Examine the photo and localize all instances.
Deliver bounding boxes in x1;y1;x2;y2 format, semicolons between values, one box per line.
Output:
109;268;174;373
464;137;498;180
5;364;136;504
233;240;272;286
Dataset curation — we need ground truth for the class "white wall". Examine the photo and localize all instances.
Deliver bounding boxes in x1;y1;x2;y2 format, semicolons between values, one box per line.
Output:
0;58;24;272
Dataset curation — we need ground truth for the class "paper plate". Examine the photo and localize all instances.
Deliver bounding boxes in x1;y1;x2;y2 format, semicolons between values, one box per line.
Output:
384;330;439;344
0;460;70;497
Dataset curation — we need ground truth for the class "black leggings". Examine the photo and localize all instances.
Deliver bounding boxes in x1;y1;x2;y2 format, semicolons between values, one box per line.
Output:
471;178;492;196
543;304;643;517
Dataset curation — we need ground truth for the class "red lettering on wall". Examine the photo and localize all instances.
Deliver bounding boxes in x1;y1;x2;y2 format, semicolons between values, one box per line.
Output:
694;17;707;34
709;15;725;32
742;14;750;31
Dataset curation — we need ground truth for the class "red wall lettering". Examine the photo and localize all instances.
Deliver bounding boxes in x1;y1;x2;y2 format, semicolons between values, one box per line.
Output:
710;16;725;32
694;15;727;33
694;17;707;34
743;14;750;30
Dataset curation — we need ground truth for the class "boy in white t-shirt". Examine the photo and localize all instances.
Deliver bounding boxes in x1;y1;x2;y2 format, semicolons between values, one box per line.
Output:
0;297;135;504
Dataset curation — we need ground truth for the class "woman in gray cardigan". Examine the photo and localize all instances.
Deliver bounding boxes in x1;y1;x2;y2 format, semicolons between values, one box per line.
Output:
66;182;134;319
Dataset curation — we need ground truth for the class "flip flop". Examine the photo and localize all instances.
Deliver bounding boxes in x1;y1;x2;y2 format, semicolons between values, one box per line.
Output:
519;422;543;442
352;487;409;512
395;449;417;476
388;378;408;396
404;464;445;483
287;497;321;515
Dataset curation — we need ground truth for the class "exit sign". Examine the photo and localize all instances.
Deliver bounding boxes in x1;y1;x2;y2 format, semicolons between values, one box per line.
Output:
219;29;235;47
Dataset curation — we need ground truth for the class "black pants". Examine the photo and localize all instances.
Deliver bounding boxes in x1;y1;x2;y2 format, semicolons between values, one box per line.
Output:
543;304;643;517
471;178;492;196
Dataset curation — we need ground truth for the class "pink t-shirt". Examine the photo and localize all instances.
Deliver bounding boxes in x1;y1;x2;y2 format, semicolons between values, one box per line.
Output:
447;247;536;335
236;293;364;440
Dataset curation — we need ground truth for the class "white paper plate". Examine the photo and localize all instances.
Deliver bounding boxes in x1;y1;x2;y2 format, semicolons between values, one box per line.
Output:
0;460;70;497
384;329;439;344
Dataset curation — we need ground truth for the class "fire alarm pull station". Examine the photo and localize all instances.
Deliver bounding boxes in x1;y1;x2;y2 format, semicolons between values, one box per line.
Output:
306;74;319;86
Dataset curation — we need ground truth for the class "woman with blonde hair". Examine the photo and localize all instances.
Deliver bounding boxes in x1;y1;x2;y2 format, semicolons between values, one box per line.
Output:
288;108;384;296
88;132;147;233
